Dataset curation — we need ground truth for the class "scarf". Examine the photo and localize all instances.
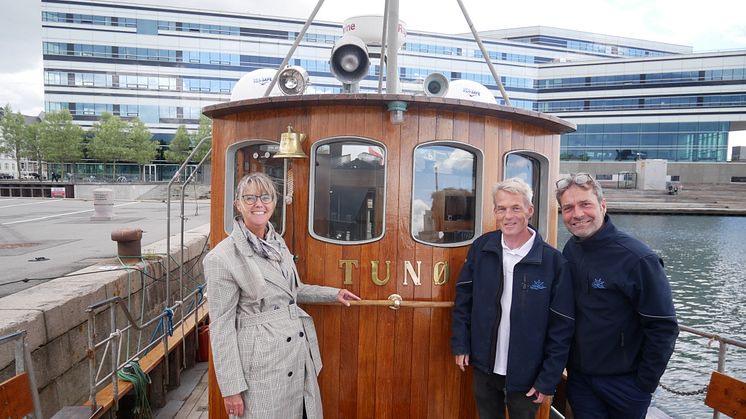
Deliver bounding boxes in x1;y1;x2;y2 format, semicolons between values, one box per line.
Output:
239;219;294;285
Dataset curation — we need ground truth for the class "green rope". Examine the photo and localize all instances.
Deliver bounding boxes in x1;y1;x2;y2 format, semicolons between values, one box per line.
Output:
117;359;152;418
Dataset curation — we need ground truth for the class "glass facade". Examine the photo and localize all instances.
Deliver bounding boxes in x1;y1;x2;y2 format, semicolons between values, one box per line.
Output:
41;1;744;162
561;122;729;162
507;35;669;58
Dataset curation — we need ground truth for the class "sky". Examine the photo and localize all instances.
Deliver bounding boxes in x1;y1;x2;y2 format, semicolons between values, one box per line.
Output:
1;0;746;149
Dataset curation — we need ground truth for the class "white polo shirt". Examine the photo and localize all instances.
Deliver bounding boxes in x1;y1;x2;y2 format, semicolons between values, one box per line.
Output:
493;229;535;375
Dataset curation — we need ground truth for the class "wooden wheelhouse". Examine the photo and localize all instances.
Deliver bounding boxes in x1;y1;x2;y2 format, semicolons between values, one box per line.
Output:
203;93;575;418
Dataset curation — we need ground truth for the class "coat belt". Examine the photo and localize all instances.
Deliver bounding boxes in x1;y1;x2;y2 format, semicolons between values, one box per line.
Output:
236;304;300;328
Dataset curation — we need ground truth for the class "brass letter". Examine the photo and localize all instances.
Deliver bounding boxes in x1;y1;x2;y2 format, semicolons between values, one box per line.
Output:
339;259;359;285
403;261;422;286
371;261;391;286
433;261;450;285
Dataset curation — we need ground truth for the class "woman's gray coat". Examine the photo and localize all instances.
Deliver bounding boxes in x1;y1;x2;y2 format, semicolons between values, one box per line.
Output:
204;219;340;418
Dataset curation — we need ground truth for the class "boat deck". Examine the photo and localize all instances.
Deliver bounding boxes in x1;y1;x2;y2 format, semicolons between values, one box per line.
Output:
154;362;209;419
152;361;673;419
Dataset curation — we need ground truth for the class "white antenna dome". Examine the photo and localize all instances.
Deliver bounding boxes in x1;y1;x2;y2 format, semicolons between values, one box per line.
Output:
230;69;281;101
445;80;496;104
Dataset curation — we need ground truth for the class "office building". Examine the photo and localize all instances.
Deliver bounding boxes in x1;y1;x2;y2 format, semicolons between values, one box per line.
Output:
41;0;746;161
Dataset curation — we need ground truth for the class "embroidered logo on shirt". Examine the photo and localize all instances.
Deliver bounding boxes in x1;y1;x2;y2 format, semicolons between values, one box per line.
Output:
592;278;606;289
529;280;547;290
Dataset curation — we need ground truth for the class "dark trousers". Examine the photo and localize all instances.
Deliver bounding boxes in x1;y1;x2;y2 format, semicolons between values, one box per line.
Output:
472;368;539;419
567;371;652;419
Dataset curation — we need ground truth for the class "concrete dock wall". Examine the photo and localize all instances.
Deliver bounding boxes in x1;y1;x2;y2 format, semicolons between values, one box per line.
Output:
0;224;210;418
560;161;746;185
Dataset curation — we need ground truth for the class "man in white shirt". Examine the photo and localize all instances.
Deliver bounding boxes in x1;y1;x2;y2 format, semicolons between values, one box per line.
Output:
451;177;574;419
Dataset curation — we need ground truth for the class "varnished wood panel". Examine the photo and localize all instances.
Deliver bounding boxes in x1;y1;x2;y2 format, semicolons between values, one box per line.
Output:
207;97;568;419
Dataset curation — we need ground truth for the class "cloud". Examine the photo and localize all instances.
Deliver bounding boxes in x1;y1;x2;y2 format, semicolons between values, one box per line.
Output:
0;68;44;116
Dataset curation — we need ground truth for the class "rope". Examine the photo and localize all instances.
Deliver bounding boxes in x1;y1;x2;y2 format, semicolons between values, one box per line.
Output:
117;359;152;418
164;308;174;337
196;284;205;305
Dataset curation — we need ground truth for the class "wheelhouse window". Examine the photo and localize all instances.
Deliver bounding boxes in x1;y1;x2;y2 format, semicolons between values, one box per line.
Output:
504;151;549;238
412;143;481;246
223;140;285;234
310;139;386;244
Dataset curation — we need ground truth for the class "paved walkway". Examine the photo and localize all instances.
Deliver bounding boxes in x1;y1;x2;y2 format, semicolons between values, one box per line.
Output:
0;197;210;297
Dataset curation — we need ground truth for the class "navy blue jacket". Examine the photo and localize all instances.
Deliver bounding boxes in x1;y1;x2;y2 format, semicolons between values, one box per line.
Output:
563;215;678;394
451;229;575;394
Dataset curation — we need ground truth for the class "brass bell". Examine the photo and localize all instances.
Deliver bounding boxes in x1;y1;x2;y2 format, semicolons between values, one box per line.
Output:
273;125;308;159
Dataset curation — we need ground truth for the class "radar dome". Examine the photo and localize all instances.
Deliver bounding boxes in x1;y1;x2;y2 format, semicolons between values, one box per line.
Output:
445;80;496;105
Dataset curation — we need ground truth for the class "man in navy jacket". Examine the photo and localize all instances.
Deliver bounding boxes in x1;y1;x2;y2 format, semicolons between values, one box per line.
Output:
451;178;574;419
556;173;678;419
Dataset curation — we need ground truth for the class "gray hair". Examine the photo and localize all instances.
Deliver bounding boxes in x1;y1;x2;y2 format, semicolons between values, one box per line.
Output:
234;172;278;203
492;177;533;208
554;172;604;204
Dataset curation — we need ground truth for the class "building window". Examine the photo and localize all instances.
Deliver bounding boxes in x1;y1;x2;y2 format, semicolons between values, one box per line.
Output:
504;151;549;238
412;142;481;246
310;138;386;244
223;141;285;235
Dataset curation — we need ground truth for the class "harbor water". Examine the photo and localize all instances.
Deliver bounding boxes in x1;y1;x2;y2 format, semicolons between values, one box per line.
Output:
557;214;746;418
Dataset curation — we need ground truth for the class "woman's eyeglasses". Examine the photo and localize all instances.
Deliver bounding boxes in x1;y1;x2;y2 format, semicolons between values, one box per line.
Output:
241;194;273;205
555;172;594;190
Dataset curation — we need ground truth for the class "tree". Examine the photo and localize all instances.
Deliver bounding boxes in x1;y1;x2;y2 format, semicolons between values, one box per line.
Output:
88;113;129;178
125;117;158;180
39;109;84;179
0;104;28;179
24;122;43;178
191;115;212;162
164;125;192;164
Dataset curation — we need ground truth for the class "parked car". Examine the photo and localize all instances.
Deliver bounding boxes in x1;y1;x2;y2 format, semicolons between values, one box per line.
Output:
0;172;14;180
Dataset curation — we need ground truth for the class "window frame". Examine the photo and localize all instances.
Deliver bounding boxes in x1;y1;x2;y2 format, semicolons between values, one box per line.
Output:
308;136;388;245
223;139;287;236
502;150;550;239
410;141;484;248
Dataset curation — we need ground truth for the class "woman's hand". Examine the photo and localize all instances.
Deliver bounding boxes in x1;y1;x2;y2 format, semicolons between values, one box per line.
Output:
224;393;244;417
336;289;361;306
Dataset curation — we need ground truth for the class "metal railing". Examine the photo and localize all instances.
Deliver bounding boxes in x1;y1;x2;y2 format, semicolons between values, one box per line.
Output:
662;325;746;419
165;136;211;375
0;330;43;418
84;285;207;413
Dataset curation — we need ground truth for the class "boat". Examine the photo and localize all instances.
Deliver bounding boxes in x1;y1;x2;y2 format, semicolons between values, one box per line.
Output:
2;1;745;419
197;2;573;417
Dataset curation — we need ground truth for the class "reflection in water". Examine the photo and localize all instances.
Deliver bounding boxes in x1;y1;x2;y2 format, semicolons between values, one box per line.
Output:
558;215;746;418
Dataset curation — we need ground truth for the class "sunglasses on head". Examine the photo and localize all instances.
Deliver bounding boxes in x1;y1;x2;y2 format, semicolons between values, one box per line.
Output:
555;172;594;190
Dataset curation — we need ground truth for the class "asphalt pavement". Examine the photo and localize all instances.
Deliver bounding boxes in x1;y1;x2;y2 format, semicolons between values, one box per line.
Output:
0;197;211;297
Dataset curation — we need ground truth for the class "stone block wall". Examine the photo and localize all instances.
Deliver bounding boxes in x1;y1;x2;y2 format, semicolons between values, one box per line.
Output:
0;224;210;418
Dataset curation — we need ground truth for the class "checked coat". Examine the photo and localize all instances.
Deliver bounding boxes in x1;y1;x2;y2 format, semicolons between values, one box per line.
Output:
204;219;340;418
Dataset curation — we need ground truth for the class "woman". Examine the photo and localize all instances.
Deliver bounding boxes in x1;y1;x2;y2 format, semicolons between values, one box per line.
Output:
204;172;360;418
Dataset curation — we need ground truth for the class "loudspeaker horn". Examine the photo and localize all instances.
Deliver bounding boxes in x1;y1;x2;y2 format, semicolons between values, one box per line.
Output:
330;35;371;84
423;73;449;97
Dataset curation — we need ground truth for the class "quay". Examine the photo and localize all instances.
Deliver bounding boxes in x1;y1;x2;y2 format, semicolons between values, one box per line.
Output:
602;183;746;215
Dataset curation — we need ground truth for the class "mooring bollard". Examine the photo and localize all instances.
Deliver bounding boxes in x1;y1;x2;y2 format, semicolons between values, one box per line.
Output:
111;227;143;263
91;188;114;221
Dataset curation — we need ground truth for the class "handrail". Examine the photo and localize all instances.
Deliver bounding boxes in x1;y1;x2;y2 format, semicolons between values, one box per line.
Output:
0;329;43;418
85;283;207;413
165;136;210;383
311;293;453;309
661;325;746;419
